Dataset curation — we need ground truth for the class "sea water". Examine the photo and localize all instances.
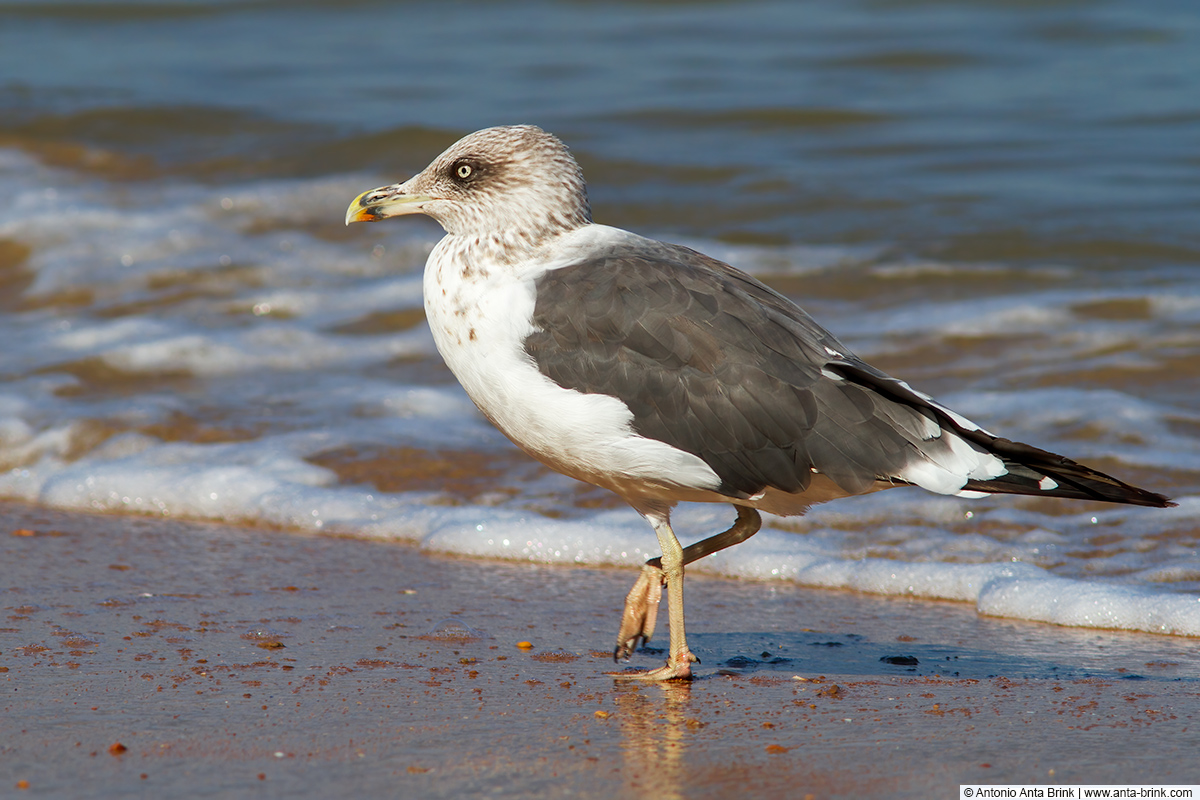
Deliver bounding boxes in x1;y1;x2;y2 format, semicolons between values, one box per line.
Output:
0;0;1197;637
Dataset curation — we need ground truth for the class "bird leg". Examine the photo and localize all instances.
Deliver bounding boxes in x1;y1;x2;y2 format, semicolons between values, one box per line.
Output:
612;506;762;677
614;562;664;661
616;513;695;680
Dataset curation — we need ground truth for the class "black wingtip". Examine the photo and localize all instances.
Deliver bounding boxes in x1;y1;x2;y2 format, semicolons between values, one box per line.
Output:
962;449;1177;509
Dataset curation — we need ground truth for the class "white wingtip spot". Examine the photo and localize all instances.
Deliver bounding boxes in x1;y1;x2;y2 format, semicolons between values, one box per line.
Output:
1039;476;1059;491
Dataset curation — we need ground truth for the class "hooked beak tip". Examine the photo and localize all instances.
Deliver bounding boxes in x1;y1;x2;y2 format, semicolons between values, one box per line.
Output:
345;185;431;226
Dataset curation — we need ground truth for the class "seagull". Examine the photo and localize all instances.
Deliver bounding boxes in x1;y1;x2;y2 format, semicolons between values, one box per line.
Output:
346;125;1174;680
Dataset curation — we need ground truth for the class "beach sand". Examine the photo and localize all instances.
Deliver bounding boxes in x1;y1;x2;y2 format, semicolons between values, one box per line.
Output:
3;501;1198;798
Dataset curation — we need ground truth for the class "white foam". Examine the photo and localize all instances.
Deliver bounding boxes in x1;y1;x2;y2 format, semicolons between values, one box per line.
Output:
415;502;1200;638
1;149;1198;640
977;573;1200;637
13;419;1195;639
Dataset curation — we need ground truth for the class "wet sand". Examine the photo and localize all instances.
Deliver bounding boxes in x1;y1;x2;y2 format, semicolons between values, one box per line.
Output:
3;501;1199;798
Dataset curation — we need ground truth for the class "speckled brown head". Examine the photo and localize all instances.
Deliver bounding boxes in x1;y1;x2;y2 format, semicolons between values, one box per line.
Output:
346;125;592;243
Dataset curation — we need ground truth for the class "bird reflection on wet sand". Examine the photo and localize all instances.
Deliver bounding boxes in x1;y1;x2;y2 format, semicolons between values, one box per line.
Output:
613;681;694;800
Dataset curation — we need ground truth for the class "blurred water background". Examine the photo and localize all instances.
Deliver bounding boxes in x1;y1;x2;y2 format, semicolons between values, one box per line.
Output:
1;0;1199;634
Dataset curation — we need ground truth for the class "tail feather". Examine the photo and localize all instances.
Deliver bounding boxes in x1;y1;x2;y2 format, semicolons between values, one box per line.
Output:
829;361;1175;509
961;435;1175;508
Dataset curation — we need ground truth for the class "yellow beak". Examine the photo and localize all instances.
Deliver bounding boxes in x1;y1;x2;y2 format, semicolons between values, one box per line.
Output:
345;185;433;225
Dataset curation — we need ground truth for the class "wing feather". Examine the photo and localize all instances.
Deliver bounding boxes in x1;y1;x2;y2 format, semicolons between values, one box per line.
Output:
524;237;1173;509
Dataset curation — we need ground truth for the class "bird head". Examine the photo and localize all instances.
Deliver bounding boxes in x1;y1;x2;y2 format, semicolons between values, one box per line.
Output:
345;125;592;241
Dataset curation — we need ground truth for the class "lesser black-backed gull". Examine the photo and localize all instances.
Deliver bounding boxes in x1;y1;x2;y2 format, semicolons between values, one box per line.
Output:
346;125;1174;680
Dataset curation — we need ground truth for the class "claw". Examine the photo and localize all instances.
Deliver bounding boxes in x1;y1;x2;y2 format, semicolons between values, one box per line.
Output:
608;646;699;681
612;636;643;663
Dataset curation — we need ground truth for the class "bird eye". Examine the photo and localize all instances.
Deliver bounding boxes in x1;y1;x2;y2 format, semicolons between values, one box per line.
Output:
455;163;473;180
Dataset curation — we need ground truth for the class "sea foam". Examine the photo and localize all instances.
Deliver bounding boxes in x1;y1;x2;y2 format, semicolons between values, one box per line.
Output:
1;150;1197;640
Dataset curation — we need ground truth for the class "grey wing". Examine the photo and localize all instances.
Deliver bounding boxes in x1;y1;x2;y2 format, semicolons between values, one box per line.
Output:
524;241;1173;510
523;242;941;499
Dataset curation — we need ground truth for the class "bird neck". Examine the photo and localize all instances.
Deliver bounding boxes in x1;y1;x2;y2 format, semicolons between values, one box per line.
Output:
458;221;584;268
430;225;582;284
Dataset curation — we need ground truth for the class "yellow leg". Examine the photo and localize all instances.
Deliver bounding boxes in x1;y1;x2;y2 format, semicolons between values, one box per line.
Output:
612;506;762;679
